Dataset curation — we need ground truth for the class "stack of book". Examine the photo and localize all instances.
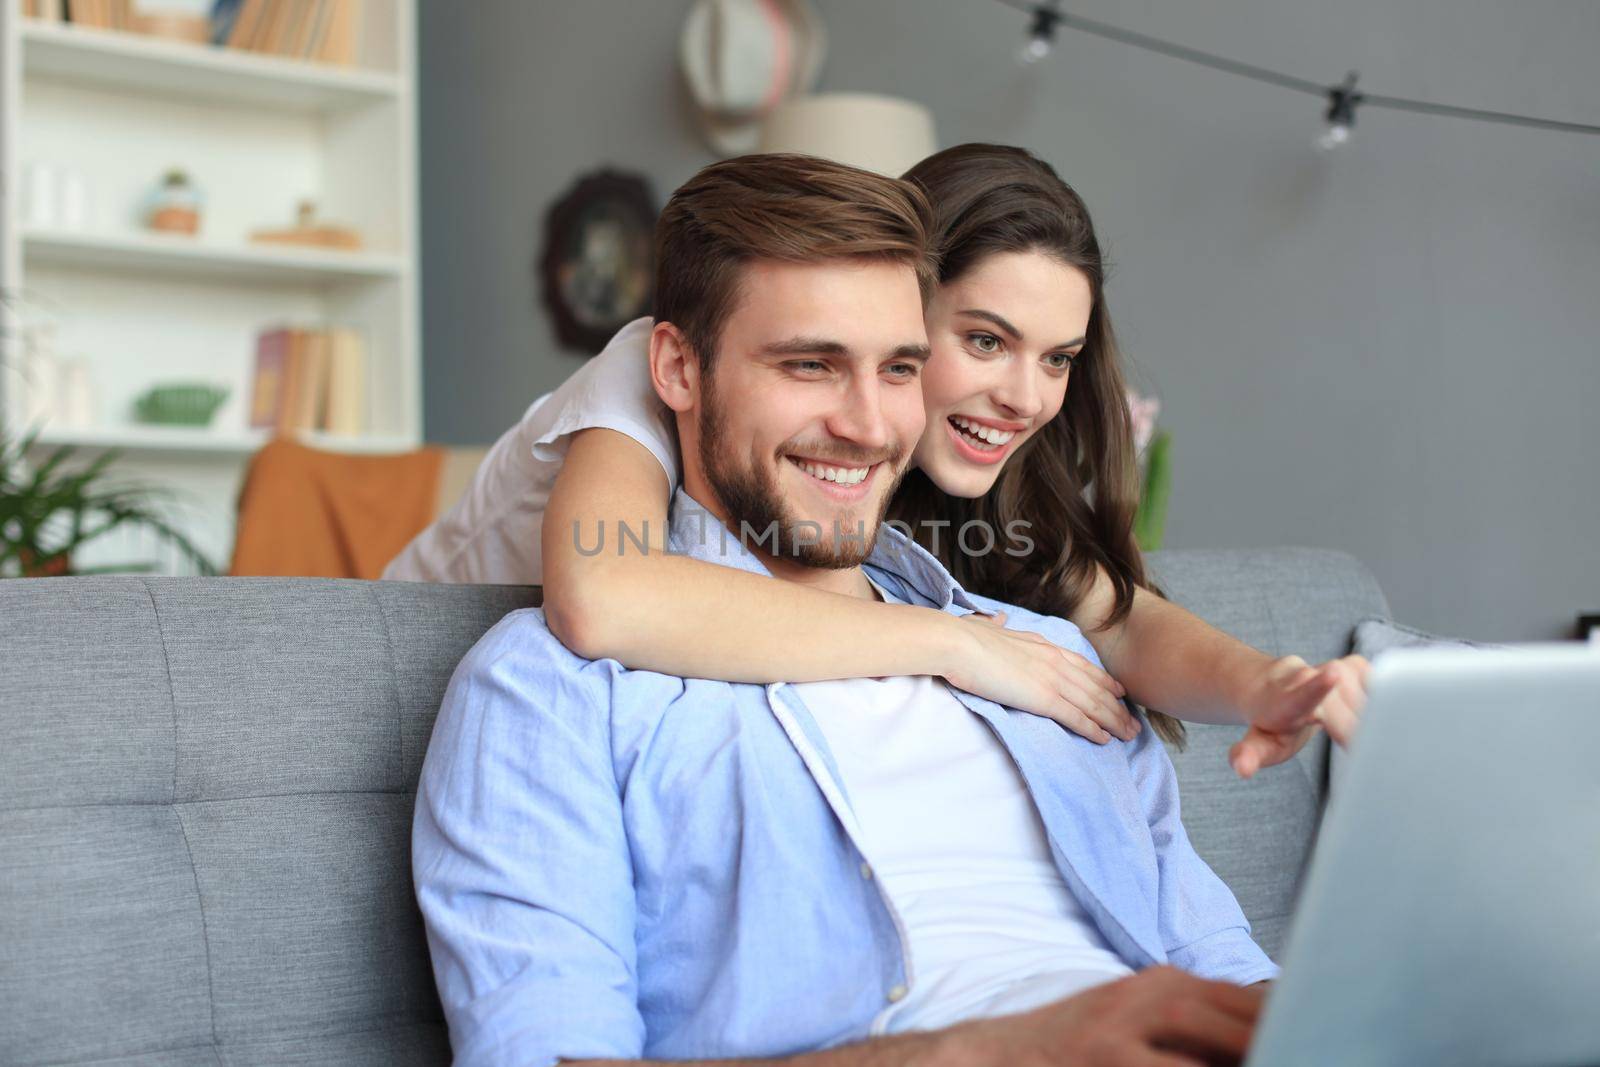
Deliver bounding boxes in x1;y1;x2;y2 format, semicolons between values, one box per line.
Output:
248;326;368;437
213;0;363;65
19;0;128;26
19;0;363;66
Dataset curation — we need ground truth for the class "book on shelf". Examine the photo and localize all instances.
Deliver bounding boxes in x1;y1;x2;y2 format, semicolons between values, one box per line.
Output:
208;0;244;43
19;0;64;20
287;0;320;58
251;0;292;54
223;0;265;47
289;328;330;433
59;0;128;28
324;328;366;436
221;0;360;64
247;327;291;429
249;325;367;438
60;0;109;27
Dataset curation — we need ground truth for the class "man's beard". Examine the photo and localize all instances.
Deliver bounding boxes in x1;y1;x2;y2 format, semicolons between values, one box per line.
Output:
697;378;907;570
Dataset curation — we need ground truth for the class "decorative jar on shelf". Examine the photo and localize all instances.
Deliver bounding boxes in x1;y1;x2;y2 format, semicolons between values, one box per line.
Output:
146;168;203;235
57;360;97;430
19;325;60;427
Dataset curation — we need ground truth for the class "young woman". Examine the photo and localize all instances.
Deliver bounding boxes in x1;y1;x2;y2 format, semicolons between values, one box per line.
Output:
389;143;1366;775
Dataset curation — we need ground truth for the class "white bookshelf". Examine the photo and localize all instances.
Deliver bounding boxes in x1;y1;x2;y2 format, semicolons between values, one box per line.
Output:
0;2;419;575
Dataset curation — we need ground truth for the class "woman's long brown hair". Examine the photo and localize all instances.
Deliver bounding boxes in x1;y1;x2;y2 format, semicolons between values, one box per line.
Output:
890;143;1184;746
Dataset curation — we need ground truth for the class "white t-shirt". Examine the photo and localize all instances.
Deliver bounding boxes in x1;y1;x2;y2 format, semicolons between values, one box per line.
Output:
792;578;1134;1033
382;318;672;585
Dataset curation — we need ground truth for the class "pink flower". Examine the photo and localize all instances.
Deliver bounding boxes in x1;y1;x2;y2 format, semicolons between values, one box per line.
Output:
1125;388;1161;455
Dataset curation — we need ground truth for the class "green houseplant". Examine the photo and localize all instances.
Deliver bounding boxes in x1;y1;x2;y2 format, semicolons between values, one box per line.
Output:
1;427;218;577
1127;389;1171;552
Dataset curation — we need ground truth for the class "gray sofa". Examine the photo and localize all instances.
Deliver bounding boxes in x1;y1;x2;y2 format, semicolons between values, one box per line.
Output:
0;547;1389;1066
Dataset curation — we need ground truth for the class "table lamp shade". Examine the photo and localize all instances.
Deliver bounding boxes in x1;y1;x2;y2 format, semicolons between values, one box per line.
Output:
758;93;938;177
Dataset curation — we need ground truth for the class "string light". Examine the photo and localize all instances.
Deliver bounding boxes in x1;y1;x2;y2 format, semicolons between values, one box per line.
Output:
999;0;1600;144
1317;72;1362;151
1017;1;1061;65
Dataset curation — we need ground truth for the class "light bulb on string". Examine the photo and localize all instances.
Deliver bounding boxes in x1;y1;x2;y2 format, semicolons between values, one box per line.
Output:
1316;123;1350;151
1316;71;1362;151
1019;35;1053;64
1017;2;1062;66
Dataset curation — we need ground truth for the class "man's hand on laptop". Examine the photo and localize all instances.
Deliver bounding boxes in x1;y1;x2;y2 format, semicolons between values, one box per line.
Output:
571;968;1265;1066
945;966;1265;1067
948;610;1141;744
1230;653;1371;779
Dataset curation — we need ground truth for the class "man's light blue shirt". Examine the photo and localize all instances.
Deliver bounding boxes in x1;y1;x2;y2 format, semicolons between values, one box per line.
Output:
412;490;1278;1067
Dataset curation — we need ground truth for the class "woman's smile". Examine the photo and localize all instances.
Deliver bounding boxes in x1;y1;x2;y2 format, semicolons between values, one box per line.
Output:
945;414;1022;465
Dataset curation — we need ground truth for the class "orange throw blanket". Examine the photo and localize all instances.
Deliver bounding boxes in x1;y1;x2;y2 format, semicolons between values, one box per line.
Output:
229;439;444;579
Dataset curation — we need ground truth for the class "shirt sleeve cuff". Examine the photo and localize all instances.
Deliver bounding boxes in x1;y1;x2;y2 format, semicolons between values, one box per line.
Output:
1166;926;1282;986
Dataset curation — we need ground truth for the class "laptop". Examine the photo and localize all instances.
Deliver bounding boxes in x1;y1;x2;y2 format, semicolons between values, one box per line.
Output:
1246;642;1600;1067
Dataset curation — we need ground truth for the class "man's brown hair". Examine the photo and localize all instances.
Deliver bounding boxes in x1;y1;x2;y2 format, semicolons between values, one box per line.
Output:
651;153;937;369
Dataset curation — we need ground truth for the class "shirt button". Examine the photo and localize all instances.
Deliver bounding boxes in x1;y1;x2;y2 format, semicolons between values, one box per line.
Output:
887;983;908;1003
859;862;873;881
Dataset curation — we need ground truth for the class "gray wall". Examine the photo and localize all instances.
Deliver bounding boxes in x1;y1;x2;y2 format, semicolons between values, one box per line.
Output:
418;0;1599;644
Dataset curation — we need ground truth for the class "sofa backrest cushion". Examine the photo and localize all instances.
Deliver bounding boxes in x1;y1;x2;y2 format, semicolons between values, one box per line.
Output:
0;577;536;1067
1148;547;1390;959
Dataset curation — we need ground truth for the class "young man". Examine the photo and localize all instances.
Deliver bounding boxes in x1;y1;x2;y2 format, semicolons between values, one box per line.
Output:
413;155;1275;1067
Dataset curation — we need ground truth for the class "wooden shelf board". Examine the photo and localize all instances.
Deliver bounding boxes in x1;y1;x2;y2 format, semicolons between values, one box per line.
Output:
23;227;406;284
28;424;419;456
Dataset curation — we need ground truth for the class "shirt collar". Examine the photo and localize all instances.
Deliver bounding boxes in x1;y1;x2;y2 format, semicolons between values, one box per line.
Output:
666;488;983;614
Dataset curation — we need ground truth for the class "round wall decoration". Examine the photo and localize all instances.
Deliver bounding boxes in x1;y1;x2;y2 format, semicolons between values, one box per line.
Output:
537;169;658;353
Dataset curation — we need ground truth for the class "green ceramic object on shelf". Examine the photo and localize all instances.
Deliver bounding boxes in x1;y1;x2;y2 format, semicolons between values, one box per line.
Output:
133;384;229;427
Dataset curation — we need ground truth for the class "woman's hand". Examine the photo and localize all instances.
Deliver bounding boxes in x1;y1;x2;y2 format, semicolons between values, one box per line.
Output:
943;611;1141;744
1229;654;1370;778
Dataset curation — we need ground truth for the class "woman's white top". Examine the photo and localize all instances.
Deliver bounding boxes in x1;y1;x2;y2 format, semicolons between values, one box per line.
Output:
382;318;672;585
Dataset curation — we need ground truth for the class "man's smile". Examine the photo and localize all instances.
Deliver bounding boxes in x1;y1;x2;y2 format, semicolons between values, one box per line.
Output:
785;455;880;500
